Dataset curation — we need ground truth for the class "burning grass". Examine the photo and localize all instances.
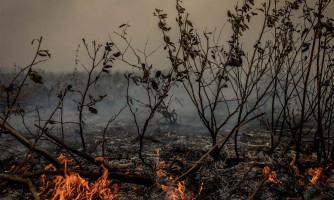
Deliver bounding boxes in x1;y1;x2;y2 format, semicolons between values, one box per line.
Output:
156;149;203;200
0;129;333;199
38;155;119;200
263;166;282;185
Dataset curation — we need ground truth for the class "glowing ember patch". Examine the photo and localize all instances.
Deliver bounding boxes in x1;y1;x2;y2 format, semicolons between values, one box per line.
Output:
155;150;203;199
197;182;204;195
45;163;57;171
156;160;168;177
290;154;300;176
25;154;32;158
263;166;282;184
307;167;323;184
39;155;119;200
4;165;15;173
94;156;104;163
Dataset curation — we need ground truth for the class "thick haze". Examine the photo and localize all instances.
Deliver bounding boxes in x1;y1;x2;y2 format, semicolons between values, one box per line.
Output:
1;0;333;72
0;0;235;72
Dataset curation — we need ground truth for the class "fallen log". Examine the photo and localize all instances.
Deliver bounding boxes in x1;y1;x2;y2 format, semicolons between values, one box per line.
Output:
1;121;61;168
22;169;155;186
0;122;155;186
0;173;40;200
34;124;117;172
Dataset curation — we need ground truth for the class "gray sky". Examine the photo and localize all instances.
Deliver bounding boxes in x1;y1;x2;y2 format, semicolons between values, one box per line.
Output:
0;0;234;72
1;0;333;72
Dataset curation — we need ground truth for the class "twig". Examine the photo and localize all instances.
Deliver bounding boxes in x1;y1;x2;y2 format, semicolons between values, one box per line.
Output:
21;169;154;186
155;113;265;198
248;168;270;200
0;120;61;168
33;124;114;171
0;173;40;200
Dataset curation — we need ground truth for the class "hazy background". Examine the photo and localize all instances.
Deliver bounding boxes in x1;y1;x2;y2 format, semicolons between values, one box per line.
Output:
0;0;238;72
1;0;334;72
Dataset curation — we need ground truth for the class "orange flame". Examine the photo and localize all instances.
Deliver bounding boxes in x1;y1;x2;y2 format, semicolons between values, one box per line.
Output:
155;150;202;200
290;154;299;176
289;154;325;185
263;166;282;184
156;161;168;177
4;164;30;173
307;167;322;184
4;165;16;173
39;154;119;200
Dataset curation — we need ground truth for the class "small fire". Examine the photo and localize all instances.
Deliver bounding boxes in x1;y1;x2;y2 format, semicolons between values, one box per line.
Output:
39;154;119;200
4;164;30;173
290;154;299;176
307;167;323;184
156;160;168;177
160;180;189;200
155;149;202;200
263;166;282;184
289;154;326;185
4;165;16;173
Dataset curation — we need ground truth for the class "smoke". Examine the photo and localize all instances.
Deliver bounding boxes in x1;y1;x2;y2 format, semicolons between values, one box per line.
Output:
0;0;236;72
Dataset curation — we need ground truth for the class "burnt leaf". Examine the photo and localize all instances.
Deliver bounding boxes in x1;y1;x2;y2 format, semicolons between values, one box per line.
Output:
227;56;243;67
99;94;107;99
103;65;112;69
105;45;112;51
155;70;162;78
38;52;48;57
301;28;309;37
89;107;98;114
151;80;158;90
302;43;311;52
113;52;121;57
31;39;37;45
186;20;193;27
57;92;63;98
49;120;57;124
119;24;126;28
164;36;170;43
29;71;43;84
38;50;51;58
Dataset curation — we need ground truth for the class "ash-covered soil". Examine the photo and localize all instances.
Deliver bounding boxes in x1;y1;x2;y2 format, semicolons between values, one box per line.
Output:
1;122;333;199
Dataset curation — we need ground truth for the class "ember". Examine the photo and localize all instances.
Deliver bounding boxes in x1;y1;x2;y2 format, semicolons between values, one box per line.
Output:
307;167;323;184
290;154;300;176
156;150;201;200
263;166;282;184
1;0;333;199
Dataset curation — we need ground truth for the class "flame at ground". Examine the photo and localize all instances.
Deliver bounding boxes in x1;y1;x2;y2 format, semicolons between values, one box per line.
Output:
263;166;282;184
289;154;327;185
156;149;203;200
290;154;299;176
307;167;323;184
39;154;119;200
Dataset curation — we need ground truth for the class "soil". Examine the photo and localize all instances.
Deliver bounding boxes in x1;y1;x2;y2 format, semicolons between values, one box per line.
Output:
0;122;333;200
